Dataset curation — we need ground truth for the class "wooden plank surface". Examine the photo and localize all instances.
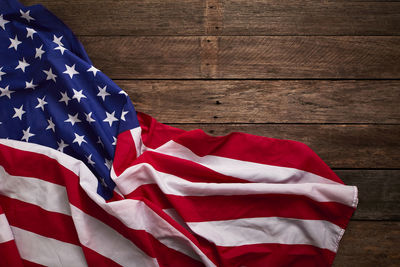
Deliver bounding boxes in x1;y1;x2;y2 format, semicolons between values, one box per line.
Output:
21;0;400;36
335;170;400;221
166;124;400;169
119;80;400;123
19;0;400;265
333;221;400;266
80;36;400;79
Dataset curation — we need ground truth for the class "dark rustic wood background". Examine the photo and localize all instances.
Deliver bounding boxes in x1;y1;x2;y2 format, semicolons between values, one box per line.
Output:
22;0;400;266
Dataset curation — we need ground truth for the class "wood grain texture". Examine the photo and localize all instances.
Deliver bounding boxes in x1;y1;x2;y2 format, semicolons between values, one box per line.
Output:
22;0;205;36
335;170;400;221
80;36;400;79
118;80;400;123
217;36;400;79
21;0;400;36
166;124;400;169
333;221;400;267
80;36;201;79
221;1;400;36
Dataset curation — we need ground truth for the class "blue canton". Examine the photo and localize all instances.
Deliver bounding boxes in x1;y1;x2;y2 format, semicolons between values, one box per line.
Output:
0;1;140;199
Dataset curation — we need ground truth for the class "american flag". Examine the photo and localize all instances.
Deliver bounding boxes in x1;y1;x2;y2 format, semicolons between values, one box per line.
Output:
0;1;358;266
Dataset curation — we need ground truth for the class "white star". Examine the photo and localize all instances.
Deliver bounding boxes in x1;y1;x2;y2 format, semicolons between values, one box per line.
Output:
35;96;47;111
65;113;81;126
57;139;69;152
99;177;108;188
0;67;5;81
15;58;29;72
97;137;104;147
63;64;79;79
0;14;9;30
53;35;64;47
86;154;95;166
97;85;110;101
0;85;14;99
8;35;21;50
26;27;36;39
54;45;67;55
103;111;118;127
13;105;26;120
87;65;99;76
21;127;35;142
35;45;45;59
72;88;87;103
104;158;112;170
25;79;37;89
119;90;128;96
59;91;71;106
43;68;57;82
121;110;129;121
85;112;96;123
112;136;117;146
73;133;86;146
20;9;35;22
46;117;55;132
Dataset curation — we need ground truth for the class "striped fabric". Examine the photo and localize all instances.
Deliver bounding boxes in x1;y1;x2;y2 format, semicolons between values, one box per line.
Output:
0;0;358;266
0;112;358;266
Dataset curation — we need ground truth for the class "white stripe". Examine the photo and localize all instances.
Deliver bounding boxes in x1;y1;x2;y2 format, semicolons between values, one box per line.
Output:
11;226;87;267
70;205;158;267
115;162;357;207
0;139;215;267
0;165;71;216
0;214;14;243
104;199;207;264
130;127;144;156
188;217;344;252
149;140;339;185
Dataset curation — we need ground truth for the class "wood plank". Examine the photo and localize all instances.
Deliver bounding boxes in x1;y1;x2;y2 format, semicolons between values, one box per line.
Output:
333;221;400;267
163;124;400;169
221;1;400;36
21;1;400;36
21;0;205;36
79;36;400;79
81;36;201;79
217;36;400;79
118;80;400;123
335;170;400;221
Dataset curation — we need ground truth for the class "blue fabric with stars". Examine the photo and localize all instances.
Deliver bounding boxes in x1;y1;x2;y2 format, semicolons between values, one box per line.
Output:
0;0;140;200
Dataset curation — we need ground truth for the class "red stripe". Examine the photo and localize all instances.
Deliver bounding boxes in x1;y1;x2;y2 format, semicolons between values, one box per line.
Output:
215;243;335;267
0;240;24;267
126;184;355;229
81;245;122;267
113;130;137;176
0;143;69;186
21;259;46;267
0;195;80;245
137;112;342;184
137;111;186;148
133;150;248;183
0;143;209;265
